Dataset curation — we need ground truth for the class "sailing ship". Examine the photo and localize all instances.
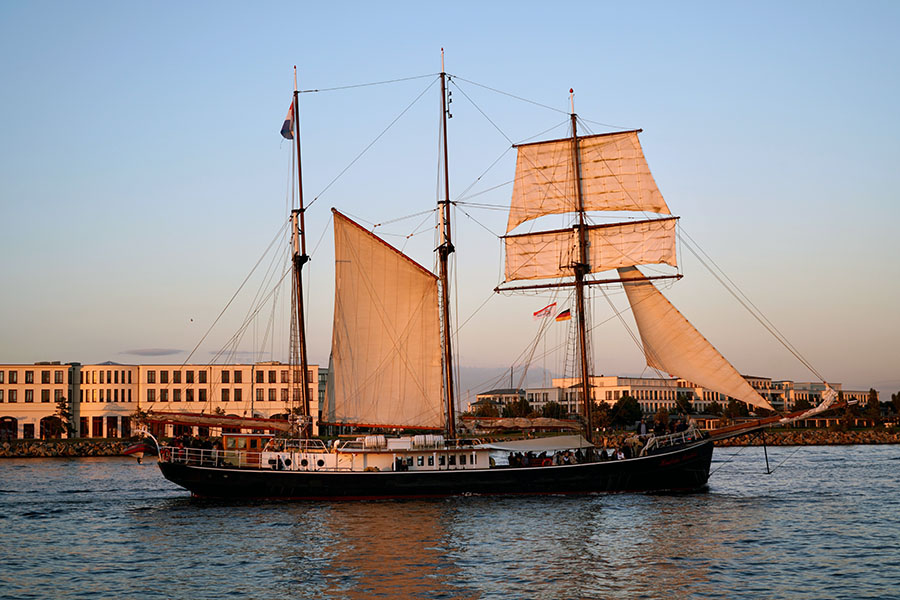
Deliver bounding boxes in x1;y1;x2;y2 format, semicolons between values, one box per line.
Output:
153;67;797;499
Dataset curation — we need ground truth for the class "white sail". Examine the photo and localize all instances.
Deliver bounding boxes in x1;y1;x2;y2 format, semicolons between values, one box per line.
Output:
504;217;677;282
618;266;774;411
507;130;670;233
327;210;444;429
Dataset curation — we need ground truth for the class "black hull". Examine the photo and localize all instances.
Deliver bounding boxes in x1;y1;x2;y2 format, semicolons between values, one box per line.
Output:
157;441;714;499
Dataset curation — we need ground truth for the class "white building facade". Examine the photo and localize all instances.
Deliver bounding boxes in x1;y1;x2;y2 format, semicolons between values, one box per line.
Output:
0;361;320;440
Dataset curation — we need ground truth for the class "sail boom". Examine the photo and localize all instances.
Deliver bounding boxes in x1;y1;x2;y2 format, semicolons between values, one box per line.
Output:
512;128;643;149
495;273;681;293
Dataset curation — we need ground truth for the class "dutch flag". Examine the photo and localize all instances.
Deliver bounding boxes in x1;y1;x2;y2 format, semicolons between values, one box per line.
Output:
280;101;294;140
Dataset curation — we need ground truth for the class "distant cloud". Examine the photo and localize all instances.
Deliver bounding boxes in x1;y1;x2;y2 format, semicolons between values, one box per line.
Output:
122;348;184;357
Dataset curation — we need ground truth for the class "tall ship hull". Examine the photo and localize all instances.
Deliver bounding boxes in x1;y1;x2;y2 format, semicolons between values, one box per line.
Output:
157;440;713;499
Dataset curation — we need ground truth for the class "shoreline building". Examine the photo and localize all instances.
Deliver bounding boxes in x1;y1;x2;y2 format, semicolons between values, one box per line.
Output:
0;361;319;441
470;374;874;419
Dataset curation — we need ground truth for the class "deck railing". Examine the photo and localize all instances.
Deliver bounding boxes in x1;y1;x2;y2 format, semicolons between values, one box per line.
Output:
640;426;704;456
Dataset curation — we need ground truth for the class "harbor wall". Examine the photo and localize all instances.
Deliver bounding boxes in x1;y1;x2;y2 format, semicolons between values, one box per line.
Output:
0;439;131;458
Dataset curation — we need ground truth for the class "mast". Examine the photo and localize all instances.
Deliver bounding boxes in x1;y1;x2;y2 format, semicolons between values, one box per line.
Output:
438;54;457;439
569;91;594;442
291;67;312;438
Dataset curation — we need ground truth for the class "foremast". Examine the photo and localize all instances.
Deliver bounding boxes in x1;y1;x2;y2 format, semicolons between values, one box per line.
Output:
438;58;457;439
289;68;312;438
569;96;594;440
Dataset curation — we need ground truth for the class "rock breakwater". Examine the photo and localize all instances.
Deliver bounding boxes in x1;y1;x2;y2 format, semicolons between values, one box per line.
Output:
0;439;131;458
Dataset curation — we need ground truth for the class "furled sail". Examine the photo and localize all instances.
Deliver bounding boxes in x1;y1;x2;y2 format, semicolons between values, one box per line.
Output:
507;130;670;233
326;210;444;429
618;266;774;411
504;217;678;282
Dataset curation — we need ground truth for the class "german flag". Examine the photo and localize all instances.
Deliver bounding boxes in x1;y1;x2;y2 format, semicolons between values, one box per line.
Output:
555;308;572;321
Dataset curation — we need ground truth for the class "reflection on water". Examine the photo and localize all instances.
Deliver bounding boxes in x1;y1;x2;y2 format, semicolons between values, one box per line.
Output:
1;446;900;599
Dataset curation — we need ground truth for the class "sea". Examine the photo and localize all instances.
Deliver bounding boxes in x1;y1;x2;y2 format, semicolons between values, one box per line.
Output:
1;445;898;600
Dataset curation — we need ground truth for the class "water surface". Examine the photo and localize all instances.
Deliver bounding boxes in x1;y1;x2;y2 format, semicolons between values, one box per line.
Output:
1;445;898;599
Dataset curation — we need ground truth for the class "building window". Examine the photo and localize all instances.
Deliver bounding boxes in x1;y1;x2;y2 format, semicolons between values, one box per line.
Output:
234;389;242;402
107;417;118;438
160;370;168;384
173;390;181;402
128;371;132;384
160;389;168;402
186;389;194;402
222;389;230;402
0;371;4;383
147;370;156;384
256;370;264;384
25;390;34;403
0;390;3;402
8;371;17;384
268;389;276;402
199;389;207;402
100;370;105;384
128;389;132;402
8;390;16;403
199;371;207;384
25;370;34;384
268;370;276;384
186;370;194;384
281;370;289;383
23;424;35;439
147;389;156;403
55;371;63;384
234;370;242;384
256;389;264;403
114;389;119;402
281;388;288;402
222;370;230;384
41;389;50;403
92;417;103;438
79;417;88;437
41;370;50;384
173;371;181;384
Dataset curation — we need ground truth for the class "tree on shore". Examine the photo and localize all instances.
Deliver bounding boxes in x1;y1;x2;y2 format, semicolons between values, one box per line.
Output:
502;397;532;418
723;399;749;419
793;397;813;412
864;388;881;424
707;400;723;416
892;391;900;416
54;395;75;438
611;394;642;428
675;392;694;415
541;401;565;419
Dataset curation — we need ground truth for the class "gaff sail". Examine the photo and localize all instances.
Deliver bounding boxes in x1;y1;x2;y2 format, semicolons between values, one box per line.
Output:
325;210;445;429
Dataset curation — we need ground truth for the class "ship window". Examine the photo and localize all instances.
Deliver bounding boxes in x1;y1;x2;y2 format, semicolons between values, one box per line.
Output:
250;439;258;449
428;456;434;466
448;455;456;466
406;457;413;467
460;454;467;466
417;456;424;467
439;456;445;466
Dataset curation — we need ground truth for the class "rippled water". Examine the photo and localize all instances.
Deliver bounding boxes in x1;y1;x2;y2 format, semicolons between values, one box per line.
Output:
1;445;898;599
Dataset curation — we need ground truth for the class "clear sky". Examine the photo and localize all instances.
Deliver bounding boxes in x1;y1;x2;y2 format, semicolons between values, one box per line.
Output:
1;1;898;396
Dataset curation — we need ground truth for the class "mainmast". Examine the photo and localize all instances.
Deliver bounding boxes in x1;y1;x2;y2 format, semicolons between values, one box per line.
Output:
569;92;594;442
438;53;457;439
290;67;312;438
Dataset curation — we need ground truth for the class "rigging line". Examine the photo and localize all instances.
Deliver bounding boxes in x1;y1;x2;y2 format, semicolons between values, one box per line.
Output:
709;444;751;477
456;180;514;204
453;146;513;203
182;219;291;366
208;265;294;365
680;227;815;367
578;116;640;131
307;76;440;210
679;233;828;383
372;208;438;229
767;444;805;474
457;204;502;240
518;118;573;144
450;75;569;115
298;72;435;94
452;77;520;146
455;199;510;210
